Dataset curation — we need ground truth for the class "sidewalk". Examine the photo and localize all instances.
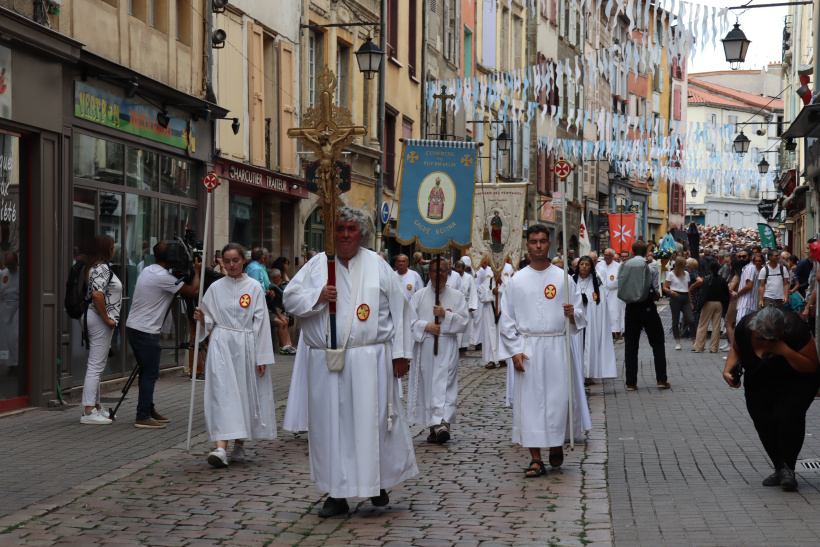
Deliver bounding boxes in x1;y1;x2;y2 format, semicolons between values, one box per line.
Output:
0;350;607;546
607;303;820;545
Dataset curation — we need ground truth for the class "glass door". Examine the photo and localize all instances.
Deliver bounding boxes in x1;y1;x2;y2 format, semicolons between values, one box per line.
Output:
71;188;125;382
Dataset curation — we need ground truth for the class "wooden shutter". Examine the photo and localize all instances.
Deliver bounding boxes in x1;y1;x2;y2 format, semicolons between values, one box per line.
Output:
278;41;295;174
522;121;530;180
673;89;681;120
249;22;265;167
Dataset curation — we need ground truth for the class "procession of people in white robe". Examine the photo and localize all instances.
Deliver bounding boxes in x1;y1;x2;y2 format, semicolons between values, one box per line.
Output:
573;271;619;380
596;259;625;336
198;275;277;443
284;248;418;499
408;281;469;438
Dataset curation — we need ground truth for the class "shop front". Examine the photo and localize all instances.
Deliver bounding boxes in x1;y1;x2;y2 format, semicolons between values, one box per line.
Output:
214;158;307;270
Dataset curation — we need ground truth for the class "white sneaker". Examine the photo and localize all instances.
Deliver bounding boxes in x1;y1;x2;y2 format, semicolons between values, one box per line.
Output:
231;444;246;463
80;410;112;425
95;407;116;420
719;344;730;352
675;343;681;350
207;447;228;468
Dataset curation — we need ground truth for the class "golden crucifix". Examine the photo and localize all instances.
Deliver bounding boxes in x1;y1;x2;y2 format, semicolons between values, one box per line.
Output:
288;66;367;255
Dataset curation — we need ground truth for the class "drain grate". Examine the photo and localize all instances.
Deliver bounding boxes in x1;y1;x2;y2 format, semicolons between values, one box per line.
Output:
796;458;820;471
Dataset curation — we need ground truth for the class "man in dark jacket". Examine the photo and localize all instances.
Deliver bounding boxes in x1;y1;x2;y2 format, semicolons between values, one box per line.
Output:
692;261;730;353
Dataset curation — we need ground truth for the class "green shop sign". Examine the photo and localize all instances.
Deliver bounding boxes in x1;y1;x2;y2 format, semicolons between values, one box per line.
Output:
74;81;192;151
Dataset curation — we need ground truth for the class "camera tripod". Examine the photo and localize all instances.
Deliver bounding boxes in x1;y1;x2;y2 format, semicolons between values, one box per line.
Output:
108;294;209;420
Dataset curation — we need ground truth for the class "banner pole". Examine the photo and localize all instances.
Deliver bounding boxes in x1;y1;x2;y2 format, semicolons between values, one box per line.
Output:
561;174;574;451
186;178;216;453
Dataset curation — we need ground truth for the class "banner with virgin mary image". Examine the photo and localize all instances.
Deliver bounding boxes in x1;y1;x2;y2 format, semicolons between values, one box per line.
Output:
469;183;528;276
395;139;478;252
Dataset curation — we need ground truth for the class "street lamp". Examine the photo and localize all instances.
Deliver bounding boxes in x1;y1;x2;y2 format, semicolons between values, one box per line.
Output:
691;186;698;198
758;157;770;174
733;131;751;154
496;127;512;154
722;22;751;70
354;36;384;80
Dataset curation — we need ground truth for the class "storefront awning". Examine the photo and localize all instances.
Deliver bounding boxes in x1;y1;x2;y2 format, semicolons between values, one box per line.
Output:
783;105;820;139
214;158;308;199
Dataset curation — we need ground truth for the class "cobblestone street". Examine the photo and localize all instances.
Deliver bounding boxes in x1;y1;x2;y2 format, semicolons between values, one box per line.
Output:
6;303;820;545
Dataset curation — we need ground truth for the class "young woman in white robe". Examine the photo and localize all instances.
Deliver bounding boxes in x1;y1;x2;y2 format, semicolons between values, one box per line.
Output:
408;263;469;443
572;256;618;381
476;266;503;368
194;243;277;468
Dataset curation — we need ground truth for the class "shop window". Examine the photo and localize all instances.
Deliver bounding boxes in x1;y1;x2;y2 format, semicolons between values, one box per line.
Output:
160;157;195;199
228;193;261;249
74;134;125;185
126;148;159;191
304;207;325;254
176;0;192;46
160;201;198;241
0;133;25;404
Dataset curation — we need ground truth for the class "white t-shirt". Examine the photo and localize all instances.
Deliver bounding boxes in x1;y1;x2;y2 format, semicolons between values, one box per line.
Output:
666;272;690;293
759;263;788;300
125;264;182;334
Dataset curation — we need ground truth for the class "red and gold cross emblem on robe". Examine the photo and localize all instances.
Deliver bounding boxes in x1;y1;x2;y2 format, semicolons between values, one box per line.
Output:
2;276;7;284
356;304;370;321
544;285;557;299
407;284;412;290
593;292;599;301
239;294;251;308
610;275;615;281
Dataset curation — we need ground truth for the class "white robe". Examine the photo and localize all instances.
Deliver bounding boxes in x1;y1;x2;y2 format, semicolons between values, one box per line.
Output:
282;331;309;432
446;270;462;292
408;285;469;427
0;268;19;366
476;268;503;363
596;261;624;333
198;275;277;442
501;262;515;284
458;272;479;349
284;249;418;499
397;270;424;301
469;267;484;346
498;266;592;448
572;273;618;379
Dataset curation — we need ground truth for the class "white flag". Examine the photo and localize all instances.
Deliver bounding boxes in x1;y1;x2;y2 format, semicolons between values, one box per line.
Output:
579;210;591;256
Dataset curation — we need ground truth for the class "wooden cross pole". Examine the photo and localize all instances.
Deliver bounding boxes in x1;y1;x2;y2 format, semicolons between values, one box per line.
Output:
288;66;367;349
432;84;455;137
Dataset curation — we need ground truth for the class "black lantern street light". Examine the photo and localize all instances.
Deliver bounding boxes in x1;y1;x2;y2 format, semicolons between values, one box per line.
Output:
758;157;770;174
691;186;698;198
496;127;513;154
722;22;752;70
354;36;384;80
733;131;751;154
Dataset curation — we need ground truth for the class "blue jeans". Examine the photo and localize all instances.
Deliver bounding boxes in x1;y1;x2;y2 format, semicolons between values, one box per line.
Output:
126;327;161;420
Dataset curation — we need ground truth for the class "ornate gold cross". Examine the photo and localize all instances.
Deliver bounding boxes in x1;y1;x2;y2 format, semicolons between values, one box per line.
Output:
288;67;367;255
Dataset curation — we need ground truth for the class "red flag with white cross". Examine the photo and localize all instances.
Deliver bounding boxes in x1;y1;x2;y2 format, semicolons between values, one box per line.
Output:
607;213;636;254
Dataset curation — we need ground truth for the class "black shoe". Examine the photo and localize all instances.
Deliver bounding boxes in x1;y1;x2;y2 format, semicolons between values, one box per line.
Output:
474;343;482;351
318;497;349;518
436;429;450;443
779;467;798;491
762;471;781;487
371;489;389;507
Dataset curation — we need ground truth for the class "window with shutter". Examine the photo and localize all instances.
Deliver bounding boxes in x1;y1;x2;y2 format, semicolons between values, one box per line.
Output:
560;0;566;36
277;41;295;174
388;0;398;59
569;4;576;45
673;89;681;120
409;0;417;76
550;0;557;25
429;0;439;47
522;122;530;180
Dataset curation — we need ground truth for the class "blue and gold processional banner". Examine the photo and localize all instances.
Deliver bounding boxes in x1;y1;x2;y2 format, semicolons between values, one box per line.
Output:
395;139;477;252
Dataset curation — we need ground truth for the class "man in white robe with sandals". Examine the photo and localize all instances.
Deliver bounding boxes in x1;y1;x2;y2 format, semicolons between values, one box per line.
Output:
498;224;591;478
284;207;418;518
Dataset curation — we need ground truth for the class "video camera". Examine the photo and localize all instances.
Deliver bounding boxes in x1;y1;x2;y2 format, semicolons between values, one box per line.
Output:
166;229;203;284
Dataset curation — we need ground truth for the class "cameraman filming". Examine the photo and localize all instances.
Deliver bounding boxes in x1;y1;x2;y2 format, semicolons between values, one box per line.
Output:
125;241;201;429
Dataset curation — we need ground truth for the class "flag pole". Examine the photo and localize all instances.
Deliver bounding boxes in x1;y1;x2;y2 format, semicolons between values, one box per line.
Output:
561;172;575;451
186;173;219;452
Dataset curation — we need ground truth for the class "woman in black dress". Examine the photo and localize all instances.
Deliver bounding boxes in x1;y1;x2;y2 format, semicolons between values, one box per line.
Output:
723;306;819;491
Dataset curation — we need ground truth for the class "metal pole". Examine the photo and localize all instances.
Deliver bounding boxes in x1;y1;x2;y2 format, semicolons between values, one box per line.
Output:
186;188;214;452
561;174;575;450
375;0;387;251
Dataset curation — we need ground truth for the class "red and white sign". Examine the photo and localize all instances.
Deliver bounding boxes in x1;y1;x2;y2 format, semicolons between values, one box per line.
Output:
553;158;574;180
203;172;220;191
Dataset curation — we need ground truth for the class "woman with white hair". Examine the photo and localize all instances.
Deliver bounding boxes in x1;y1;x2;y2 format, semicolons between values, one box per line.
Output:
723;306;819;491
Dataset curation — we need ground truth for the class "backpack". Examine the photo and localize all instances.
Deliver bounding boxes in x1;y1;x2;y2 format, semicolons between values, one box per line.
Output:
617;258;652;304
65;260;90;320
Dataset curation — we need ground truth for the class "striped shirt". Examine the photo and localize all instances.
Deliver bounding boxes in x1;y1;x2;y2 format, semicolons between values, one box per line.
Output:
736;262;759;321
